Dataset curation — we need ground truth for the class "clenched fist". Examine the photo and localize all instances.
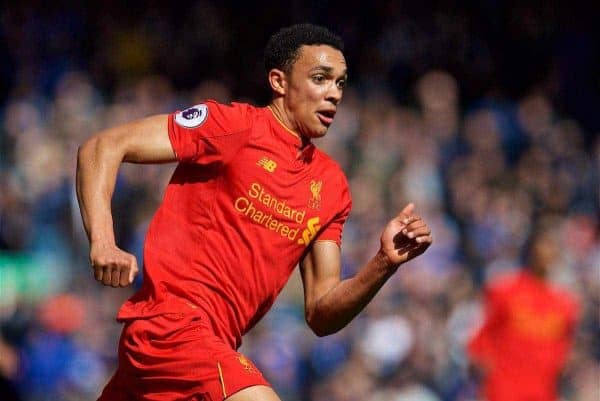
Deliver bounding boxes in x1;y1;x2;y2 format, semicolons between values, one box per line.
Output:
90;242;139;287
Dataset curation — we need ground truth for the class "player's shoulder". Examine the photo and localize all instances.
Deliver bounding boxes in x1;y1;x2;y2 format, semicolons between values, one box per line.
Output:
203;100;258;120
485;270;522;294
188;100;263;139
550;283;580;311
312;149;351;207
313;148;348;182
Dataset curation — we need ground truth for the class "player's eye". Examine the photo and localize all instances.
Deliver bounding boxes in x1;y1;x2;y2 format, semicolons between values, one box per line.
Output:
336;79;346;89
312;75;326;84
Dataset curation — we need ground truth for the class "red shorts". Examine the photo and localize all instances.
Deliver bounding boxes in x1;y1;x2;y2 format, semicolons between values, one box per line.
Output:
98;313;270;401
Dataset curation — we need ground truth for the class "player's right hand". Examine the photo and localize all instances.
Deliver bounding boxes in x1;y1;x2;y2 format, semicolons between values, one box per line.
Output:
89;242;139;287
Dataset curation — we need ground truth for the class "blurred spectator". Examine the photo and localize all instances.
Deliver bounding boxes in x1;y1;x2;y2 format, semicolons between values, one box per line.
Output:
17;293;107;401
0;336;22;401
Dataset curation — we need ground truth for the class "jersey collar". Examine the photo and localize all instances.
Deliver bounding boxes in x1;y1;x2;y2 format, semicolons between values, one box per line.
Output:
266;106;315;162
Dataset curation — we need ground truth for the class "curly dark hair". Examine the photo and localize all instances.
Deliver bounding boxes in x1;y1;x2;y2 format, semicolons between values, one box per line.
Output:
264;23;344;73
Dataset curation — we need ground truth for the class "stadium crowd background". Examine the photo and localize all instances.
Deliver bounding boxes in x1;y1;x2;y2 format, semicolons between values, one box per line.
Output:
0;1;598;400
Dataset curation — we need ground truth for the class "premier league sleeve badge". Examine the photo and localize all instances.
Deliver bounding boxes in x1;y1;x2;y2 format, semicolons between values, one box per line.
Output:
174;104;209;128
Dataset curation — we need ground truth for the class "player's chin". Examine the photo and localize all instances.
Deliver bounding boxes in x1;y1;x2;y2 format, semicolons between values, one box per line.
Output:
309;123;330;138
314;128;329;138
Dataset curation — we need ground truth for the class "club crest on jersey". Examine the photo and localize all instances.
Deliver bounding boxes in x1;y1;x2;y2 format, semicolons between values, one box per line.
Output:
237;354;257;373
174;104;209;128
308;180;322;210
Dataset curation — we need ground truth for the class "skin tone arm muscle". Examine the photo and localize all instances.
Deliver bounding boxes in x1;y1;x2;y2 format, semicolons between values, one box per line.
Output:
76;114;176;287
301;242;396;336
300;204;432;336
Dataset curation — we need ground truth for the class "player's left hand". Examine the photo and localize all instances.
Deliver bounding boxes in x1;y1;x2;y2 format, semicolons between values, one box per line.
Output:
379;203;432;266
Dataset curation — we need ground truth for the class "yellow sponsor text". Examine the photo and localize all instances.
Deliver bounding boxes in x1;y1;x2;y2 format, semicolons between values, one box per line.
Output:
233;182;320;246
234;197;299;240
248;182;305;224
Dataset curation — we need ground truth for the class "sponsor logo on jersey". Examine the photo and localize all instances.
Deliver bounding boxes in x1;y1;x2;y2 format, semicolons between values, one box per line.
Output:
233;182;320;247
174;104;209;128
297;217;321;245
256;157;277;172
509;303;567;340
308;180;322;210
234;182;303;240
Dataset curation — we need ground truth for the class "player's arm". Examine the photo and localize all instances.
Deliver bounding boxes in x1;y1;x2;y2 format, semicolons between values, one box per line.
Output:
300;204;432;336
467;285;504;374
76;114;176;287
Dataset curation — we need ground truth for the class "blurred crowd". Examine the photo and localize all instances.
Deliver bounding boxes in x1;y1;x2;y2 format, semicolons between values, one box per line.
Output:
0;2;599;401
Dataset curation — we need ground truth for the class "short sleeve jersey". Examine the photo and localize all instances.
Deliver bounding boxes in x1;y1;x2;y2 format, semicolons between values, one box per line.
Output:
117;101;352;349
468;271;580;401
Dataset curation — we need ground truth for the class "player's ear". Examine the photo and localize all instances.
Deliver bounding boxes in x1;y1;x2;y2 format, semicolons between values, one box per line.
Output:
268;68;286;96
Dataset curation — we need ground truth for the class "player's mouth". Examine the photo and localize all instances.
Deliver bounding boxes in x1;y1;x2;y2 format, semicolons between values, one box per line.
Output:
316;110;336;126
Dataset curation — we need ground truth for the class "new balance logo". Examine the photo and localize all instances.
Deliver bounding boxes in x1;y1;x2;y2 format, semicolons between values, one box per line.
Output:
257;157;277;172
298;217;321;245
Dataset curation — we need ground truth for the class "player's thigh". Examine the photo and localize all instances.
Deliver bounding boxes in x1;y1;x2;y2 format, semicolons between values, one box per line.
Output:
225;385;282;401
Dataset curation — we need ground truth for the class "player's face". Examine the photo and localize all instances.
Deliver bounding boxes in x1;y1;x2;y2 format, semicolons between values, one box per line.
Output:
284;45;347;139
530;236;558;276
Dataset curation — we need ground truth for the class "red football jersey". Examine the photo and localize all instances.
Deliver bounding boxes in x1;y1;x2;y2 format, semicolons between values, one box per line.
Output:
117;101;352;349
468;271;580;401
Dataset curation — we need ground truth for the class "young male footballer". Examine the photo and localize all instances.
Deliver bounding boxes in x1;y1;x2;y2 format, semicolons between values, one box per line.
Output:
77;24;432;401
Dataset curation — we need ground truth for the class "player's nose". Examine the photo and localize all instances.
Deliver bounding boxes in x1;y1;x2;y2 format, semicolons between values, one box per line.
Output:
326;83;342;105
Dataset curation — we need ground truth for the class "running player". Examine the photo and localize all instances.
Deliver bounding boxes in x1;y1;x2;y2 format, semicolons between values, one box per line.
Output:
468;229;580;401
76;24;432;401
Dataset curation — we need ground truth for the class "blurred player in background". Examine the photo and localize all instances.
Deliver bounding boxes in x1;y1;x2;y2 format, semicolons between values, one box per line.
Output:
76;24;432;401
468;228;580;401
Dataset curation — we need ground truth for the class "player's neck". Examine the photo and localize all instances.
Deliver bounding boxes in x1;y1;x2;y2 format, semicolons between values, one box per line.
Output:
530;265;548;280
268;101;312;152
268;102;301;140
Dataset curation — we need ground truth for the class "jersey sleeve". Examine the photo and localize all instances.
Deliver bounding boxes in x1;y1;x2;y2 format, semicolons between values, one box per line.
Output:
315;175;352;247
168;101;251;165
